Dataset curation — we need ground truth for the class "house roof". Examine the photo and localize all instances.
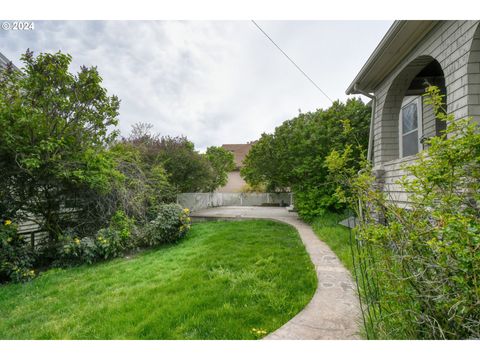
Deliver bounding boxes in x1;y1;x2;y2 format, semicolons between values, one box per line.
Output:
346;20;439;95
0;51;19;71
221;143;255;168
0;52;12;68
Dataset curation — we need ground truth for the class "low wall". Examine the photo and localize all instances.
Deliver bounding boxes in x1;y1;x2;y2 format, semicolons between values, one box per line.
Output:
177;192;292;212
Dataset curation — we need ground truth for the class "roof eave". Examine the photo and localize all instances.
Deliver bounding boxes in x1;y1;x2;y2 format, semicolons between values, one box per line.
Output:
0;52;20;71
346;20;439;95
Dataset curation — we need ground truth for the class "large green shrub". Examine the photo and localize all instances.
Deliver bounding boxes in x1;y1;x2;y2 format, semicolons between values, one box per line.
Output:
0;50;121;252
56;206;189;266
0;220;35;283
56;210;136;265
0;50;210;282
94;228;129;260
205;146;236;191
55;233;96;266
326;86;480;339
241;99;371;220
108;141;177;223
94;210;137;260
141;204;191;246
122;123;228;193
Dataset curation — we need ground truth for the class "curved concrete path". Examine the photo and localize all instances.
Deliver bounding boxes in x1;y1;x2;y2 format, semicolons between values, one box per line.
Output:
191;206;361;340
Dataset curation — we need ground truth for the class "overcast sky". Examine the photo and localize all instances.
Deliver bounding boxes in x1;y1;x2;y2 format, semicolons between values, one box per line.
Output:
0;21;392;151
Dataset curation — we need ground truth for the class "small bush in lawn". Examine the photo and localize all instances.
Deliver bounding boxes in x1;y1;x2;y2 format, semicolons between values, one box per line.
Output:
56;210;136;265
141;204;191;246
0;220;35;283
108;210;136;243
94;210;136;260
56;233;96;266
94;228;127;260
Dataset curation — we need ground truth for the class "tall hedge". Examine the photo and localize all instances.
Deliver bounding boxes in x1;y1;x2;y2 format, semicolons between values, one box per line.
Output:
241;98;371;220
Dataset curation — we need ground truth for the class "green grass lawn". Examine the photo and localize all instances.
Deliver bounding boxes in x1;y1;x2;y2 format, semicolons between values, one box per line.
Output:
311;211;354;273
0;220;316;339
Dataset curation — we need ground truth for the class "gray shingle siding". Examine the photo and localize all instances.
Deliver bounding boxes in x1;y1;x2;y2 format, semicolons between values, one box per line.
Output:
422;101;437;139
370;21;480;207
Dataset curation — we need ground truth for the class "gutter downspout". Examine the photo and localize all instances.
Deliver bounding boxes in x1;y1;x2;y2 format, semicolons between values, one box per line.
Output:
351;84;377;223
352;84;376;163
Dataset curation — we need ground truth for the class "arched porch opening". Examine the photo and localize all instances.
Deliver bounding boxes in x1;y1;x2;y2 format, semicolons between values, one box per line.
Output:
378;56;446;162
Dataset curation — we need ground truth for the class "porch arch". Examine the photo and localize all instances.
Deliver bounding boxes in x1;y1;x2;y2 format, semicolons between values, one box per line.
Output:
378;55;446;162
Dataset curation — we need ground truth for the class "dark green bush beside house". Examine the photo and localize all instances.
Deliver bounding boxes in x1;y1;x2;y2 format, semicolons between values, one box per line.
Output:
241;98;370;221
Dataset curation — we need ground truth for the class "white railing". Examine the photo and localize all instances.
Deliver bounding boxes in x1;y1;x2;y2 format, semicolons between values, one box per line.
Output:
176;192;292;212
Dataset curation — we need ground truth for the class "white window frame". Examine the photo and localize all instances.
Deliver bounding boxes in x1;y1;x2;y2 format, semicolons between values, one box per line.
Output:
399;96;423;158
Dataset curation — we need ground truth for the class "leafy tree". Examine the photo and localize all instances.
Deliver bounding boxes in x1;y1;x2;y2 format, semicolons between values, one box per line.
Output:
241;98;371;219
240;133;286;191
108;141;176;221
205;146;236;191
156;135;214;192
0;50;121;249
123;123;225;193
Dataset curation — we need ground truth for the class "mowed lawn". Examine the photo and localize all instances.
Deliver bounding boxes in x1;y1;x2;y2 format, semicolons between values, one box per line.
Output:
0;220;317;339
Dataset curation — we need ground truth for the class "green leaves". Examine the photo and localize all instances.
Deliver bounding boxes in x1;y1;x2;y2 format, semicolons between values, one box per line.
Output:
241;98;371;220
205;146;236;191
140;204;191;247
0;50;120;243
335;85;480;339
0;221;34;283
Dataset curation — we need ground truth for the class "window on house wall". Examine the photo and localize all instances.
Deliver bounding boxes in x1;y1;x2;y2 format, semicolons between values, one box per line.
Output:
399;96;422;158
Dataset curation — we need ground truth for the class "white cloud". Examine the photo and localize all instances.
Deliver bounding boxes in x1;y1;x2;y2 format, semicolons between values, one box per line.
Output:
0;20;392;150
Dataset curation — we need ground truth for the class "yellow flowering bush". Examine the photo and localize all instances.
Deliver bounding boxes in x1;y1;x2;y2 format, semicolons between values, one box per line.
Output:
141;204;191;246
179;208;191;237
0;220;35;283
56;233;96;266
94;210;136;260
57;211;137;265
94;228;127;260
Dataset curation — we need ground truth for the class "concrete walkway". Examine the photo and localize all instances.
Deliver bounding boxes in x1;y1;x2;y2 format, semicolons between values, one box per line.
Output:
191;206;361;340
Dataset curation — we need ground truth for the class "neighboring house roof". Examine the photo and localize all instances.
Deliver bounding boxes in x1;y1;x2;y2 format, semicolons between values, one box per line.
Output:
346;21;439;95
0;51;19;71
221;143;255;168
0;52;11;68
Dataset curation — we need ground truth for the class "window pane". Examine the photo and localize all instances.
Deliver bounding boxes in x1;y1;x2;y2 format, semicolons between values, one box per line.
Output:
402;102;418;134
402;130;418;157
